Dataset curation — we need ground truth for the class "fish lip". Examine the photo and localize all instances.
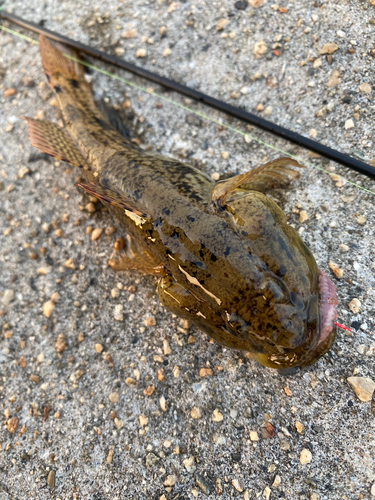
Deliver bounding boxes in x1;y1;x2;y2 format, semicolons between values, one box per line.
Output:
318;269;338;344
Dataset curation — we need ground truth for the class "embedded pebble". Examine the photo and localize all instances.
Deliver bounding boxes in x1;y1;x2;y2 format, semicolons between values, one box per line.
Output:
7;416;19;433
319;43;339;54
114;304;124;321
249;431;259;441
232;479;243;492
200;367;213;377
38;266;52;275
91;228;103;241
106;449;114;464
195;474;211;494
347;377;375;402
4;88;16;97
163;47;172;57
163;339;171;355
144;315;156;326
358;83;371;94
216;19;229;31
47;470;56;489
273;475;281;487
299;210;309;223
371;484;375;497
95;343;103;354
328;260;343;279
111;288;120;298
164;475;177;487
109;392;119;403
43;301;55;318
254;40;268;57
221;151;229;160
160;395;167;412
212;409;223;422
300;448;312;464
190;406;202;419
348;298;361;314
136;48;147;58
356;215;366;225
183;456;196;473
1;289;15;306
345;119;354;130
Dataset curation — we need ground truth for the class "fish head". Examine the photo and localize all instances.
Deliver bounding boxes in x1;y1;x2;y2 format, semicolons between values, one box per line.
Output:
219;191;338;368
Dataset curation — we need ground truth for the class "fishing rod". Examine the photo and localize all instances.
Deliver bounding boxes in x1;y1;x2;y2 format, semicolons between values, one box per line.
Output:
1;9;375;181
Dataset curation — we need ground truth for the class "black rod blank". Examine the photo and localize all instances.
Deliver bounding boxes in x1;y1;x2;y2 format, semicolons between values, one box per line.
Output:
1;10;375;181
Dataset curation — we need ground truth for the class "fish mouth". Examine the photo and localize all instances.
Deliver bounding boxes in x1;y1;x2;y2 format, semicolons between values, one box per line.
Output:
318;269;338;344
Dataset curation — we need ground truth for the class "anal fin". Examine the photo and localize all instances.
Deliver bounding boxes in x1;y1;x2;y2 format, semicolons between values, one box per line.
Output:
23;117;90;170
108;235;164;276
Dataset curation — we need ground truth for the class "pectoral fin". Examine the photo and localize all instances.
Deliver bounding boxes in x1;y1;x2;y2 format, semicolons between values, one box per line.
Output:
211;158;303;205
23;117;90;170
76;180;148;217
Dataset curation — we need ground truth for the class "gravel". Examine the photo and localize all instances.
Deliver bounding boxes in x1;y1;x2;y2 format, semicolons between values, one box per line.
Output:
1;1;375;499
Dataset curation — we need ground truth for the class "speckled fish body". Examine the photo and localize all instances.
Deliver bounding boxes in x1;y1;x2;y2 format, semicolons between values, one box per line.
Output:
24;36;338;369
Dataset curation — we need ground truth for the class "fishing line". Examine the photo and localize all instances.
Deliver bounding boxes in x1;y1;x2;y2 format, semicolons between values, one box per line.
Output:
1;14;375;195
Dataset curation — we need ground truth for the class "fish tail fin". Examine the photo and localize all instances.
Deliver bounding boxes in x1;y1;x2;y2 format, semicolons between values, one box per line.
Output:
39;35;85;86
23;116;90;170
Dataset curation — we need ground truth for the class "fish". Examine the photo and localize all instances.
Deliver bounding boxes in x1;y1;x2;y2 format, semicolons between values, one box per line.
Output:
24;35;338;369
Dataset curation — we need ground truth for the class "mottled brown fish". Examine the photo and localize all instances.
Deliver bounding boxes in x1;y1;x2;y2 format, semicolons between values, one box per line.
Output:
24;36;338;369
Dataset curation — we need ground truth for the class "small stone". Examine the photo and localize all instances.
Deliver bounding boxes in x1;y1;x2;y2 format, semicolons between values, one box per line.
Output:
264;487;271;500
86;202;96;213
30;374;40;383
105;226;116;236
163;47;172;57
371;483;375;497
313;58;322;68
221;151;229;160
122;29;138;39
200;367;213;377
146;452;160;467
7;416;19;433
173;365;180;378
111;288;120;299
51;292;60;303
211;172;220;181
183;456;196;473
136;48;147;58
109;392;119;403
115;47;125;56
1;289;15;306
38;266;53;275
95;343;103;354
195;474;211;494
358;83;371;94
295;421;304;434
144;385;155;396
114;304;124;321
212;409;223;422
163;339;171;355
37;352;45;363
47;470;56;489
64;258;76;270
240;86;250;95
284;387;292;396
55;229;63;238
329;260;343;279
43;301;55;318
309;129;317;138
232;479;243;492
235;0;248;8
256;103;264;111
114;418;124;429
300;448;312;464
339;244;349;252
139;415;148;427
164;475;177;487
347;377;375;402
106;449;114;464
190;406;202;419
244;491;251;500
263;106;273;116
327;70;341;87
144;315;156;326
249;0;266;6
55;334;67;353
18;166;30;178
125;377;137;386
250;431;259;441
348;298;361;314
91;228;103;241
299;210;309;223
4;88;16;97
273;475;281;487
319;43;339;55
345;119;354;130
254;40;268;57
216;19;229;31
356;215;366;225
160;395;167;412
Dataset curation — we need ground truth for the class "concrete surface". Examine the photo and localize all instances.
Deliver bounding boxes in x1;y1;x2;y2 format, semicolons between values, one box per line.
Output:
0;1;375;499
